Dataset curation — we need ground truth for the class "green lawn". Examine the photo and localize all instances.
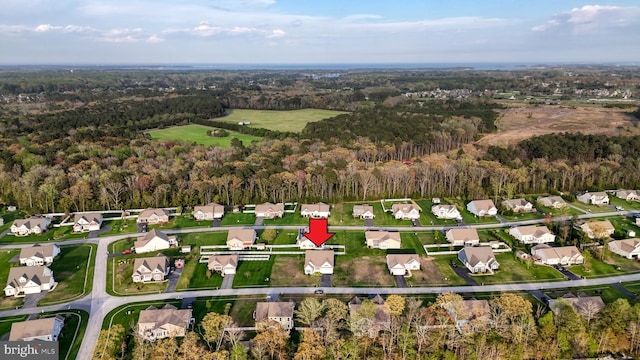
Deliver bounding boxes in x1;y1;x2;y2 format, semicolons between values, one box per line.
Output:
327;203;367;226
47;310;88;360
109;238;137;254
148;124;263;148
180;231;229;247
326;231;385;259
99;219;139;237
569;257;625;278
606;216;640;236
0;211;26;234
536;204;584;216
428;255;469;286
568;201;612;213
178;262;223;290
233;257;275;288
480;254;564;284
220;213;256;226
414;200;459;226
107;255;169;296
610;196;640;210
0;249;24;309
448;200;500;224
270;229;299;245
219;109;349;132
39;244;96;305
0;224;87;244
499;211;544;222
148;215;204;230
191;297;236;323
400;233;427;254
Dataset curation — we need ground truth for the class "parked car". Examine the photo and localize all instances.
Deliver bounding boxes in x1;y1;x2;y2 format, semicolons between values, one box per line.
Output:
314;289;324;294
122;249;132;255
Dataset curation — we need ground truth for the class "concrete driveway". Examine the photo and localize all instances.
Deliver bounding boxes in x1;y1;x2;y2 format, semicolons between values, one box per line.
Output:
221;274;235;289
254;217;264;226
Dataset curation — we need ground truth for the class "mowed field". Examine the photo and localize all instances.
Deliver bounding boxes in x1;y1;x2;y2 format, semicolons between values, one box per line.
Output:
219;109;349;132
147;124;262;147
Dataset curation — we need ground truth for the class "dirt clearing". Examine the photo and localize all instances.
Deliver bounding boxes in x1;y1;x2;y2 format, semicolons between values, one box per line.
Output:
270;256;319;287
333;256;395;286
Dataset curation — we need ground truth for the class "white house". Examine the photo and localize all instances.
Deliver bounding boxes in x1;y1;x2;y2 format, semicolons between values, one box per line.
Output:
300;203;331;218
254;302;295;331
608;238;640;259
537;196;567;209
577;192;609;205
365;230;401;249
296;228;321;249
502;199;535;213
227;229;257;250
580;220;615;239
458;247;499;274
466;200;498;217
137;208;170;224
531;244;584;265
19;244;61;266
193;203;224;220
431;204;461;220
255;203;285;219
4;266;56;297
446;228;480;246
9;316;64;341
304;250;334;275
616;190;640;202
134;229;177;254
137;304;193;341
208;254;239;276
386;254;420;276
132;254;170;283
73;212;103;232
10;217;51;236
391;204;421;220
352;205;375;219
509;225;555;244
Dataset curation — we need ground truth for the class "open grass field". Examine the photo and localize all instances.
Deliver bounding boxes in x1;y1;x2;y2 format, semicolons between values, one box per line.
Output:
480;253;565;284
221;213;256;226
148;215;204;230
40;244;96;305
569;257;626;278
191;296;235;323
568;201;613;214
262;212;308;225
180;231;229;247
219;109;349;132
233;257;275;288
99;218;139;237
178;262;223;290
148;124;263;147
270;256;320;287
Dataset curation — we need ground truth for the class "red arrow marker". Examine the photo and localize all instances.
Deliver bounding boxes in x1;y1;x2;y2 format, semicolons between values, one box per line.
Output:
303;218;334;247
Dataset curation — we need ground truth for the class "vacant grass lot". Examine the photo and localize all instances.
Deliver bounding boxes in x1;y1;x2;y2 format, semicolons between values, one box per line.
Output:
178;262;223;290
220;213;256;226
569;257;625;278
262;212;308;225
568;201;612;213
480;254;564;284
99;219;139;237
40;244;96;305
270;256;319;287
536;204;583;216
333;256;395;287
148;124;262;148
270;229;299;245
610;197;640;210
148;215;204;230
220;109;349;132
178;231;228;247
233;257;275;288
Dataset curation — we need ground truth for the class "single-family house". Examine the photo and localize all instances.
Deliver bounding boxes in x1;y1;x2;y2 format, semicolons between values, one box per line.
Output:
254;203;285;219
577;192;609;206
391;204;421;220
352;205;375;219
616;190;640;202
137;304;193;341
300;203;331;218
9;316;64;341
548;296;605;318
132;254;170;283
502;199;535;213
227;229;257;250
365;230;401;249
580;220;615;239
193;203;224;221
4;266;56;297
608;238;640;259
207;254;239;276
304;250;334;275
137;208;170;224
431;204;462;220
19;244;61;266
509;225;555;244
10;217;51;236
458;247;499;273
73;212;103;232
531;244;584;265
446;228;480;246
134;229;177;254
466;200;498;217
349;295;390;337
254;301;295;331
296;228;321;249
537;196;567;209
386;254;420;276
444;299;492;333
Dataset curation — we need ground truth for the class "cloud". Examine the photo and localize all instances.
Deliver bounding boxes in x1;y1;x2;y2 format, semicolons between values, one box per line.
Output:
146;34;164;43
165;21;284;39
34;24;95;33
34;24;61;32
532;5;640;33
342;14;384;21
267;29;285;38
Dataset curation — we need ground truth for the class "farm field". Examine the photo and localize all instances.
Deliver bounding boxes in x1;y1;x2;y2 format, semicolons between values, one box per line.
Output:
219;109;349;132
148;124;262;147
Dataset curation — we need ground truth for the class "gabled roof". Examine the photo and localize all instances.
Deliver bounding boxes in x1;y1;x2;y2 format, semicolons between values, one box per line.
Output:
447;228;480;241
208;254;239;268
135;229;172;248
138;304;192;329
133;254;169;275
581;220;615;233
391;204;419;214
255;203;285;213
73;212;102;224
537;196;566;206
19;244;58;259
9;316;64;341
12;217;49;229
549;296;605;317
512;225;552;237
533;244;582;259
386;254;419;268
194;203;224;214
300;203;330;213
432;204;457;211
365;230;401;243
502;198;531;208
353;204;374;214
609;238;640;253
468;200;496;211
305;250;334;268
5;266;52;289
138;208;170;219
255;301;295;321
459;247;496;267
227;229;256;243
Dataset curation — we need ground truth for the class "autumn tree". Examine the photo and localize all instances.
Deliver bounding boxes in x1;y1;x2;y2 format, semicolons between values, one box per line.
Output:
251;319;289;360
294;330;325;360
200;312;232;351
295;297;325;327
93;324;126;360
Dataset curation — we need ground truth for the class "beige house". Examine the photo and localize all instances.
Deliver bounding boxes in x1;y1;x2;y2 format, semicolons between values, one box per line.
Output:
4;266;56;297
431;204;462;220
509;225;555;244
296;228;320;249
73;212;103;232
458;247;499;274
10;217;51;236
134;229;177;254
531;244;583;265
444;299;492;333
137;304;193;341
193;203;224;220
300;203;331;218
616;190;640;202
304;250;334;275
352;205;375;219
548;296;605;318
132;254;170;283
365;230;401;249
608;238;640;259
537;196;568;209
207;254;239;276
502;199;535;213
446;228;480;246
386;254;420;276
254;301;295;330
227;229;257;250
349;295;390;337
391;204;421;220
9;316;64;341
580;220;615;239
577;192;609;205
19;244;61;266
137;208;170;224
466;200;498;217
255;203;285;219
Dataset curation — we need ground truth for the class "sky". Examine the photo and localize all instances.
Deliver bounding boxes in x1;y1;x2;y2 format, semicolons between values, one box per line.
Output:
1;0;639;65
